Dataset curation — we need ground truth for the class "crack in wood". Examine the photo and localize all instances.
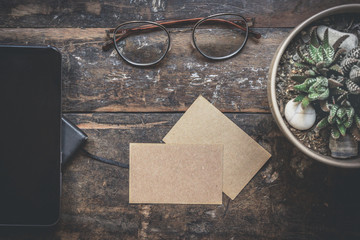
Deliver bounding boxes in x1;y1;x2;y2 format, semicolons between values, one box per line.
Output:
77;121;168;129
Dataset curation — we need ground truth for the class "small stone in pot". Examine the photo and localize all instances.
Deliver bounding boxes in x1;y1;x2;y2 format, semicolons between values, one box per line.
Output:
285;99;316;130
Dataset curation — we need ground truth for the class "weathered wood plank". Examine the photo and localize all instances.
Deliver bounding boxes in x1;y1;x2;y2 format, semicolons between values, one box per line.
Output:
0;28;290;113
59;113;360;240
0;0;355;28
3;113;360;239
0;1;359;240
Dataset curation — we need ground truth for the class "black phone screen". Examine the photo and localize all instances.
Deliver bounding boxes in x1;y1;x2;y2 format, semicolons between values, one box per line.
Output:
0;46;61;226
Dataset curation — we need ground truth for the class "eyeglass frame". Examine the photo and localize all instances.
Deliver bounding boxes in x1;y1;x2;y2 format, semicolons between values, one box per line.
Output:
104;13;261;66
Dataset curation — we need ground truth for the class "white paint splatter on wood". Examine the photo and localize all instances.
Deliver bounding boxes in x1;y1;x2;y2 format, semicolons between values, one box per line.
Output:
151;0;165;13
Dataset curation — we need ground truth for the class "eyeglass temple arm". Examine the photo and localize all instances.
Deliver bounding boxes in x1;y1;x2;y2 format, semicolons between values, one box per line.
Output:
102;17;261;51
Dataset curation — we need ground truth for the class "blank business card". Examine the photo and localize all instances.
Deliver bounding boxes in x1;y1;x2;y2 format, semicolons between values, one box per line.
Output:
129;143;223;204
163;96;271;200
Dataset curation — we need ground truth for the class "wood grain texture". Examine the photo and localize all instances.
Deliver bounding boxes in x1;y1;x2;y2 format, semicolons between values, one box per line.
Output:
0;27;289;113
2;113;360;239
1;1;360;239
0;0;356;28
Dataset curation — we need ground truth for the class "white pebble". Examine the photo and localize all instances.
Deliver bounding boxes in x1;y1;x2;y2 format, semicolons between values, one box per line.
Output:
285;99;316;130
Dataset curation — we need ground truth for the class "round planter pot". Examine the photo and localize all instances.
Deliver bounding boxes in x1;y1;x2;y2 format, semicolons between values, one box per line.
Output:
268;4;360;168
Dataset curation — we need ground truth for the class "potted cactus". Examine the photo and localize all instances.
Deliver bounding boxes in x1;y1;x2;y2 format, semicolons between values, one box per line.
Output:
287;27;360;158
268;4;360;167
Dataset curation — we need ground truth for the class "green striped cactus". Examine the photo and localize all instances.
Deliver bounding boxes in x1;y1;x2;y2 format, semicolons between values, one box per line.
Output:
291;26;347;83
293;76;329;108
315;103;360;140
289;25;360;144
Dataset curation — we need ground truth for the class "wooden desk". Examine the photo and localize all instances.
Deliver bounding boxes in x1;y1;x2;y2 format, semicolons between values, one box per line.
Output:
1;1;360;239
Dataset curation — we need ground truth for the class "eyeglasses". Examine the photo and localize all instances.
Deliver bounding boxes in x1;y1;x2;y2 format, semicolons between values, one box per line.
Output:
102;13;261;66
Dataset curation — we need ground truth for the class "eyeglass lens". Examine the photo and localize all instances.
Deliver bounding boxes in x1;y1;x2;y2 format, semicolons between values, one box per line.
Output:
193;14;248;59
114;22;170;66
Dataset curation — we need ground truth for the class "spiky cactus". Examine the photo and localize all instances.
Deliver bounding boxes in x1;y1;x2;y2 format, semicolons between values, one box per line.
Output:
291;27;347;82
291;27;348;108
341;47;360;95
315;102;360;140
289;25;360;149
292;76;329;108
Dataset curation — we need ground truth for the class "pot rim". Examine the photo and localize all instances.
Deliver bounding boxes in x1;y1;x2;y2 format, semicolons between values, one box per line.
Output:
268;4;360;168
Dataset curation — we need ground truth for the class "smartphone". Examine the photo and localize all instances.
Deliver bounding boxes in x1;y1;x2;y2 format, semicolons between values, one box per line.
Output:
0;45;62;226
